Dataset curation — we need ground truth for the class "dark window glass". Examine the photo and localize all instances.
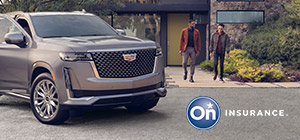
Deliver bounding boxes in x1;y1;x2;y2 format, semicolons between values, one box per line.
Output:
217;11;264;24
113;14;161;43
31;15;117;38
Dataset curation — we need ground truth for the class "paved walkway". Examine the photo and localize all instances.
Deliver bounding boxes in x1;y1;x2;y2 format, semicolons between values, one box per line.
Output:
165;66;300;88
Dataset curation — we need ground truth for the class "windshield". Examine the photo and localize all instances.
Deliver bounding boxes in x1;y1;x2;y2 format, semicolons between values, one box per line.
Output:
31;14;117;38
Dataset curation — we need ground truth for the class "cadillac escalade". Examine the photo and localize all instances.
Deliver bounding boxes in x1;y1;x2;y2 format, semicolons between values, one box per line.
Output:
0;11;166;124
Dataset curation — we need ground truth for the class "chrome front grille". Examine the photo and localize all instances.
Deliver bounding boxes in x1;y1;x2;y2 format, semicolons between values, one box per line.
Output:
91;48;156;78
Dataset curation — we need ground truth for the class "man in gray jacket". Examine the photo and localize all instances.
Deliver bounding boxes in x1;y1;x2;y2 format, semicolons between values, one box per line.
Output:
209;24;230;81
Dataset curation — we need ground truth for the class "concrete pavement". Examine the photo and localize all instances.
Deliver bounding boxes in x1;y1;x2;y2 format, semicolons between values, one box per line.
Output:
1;88;300;140
165;66;300;88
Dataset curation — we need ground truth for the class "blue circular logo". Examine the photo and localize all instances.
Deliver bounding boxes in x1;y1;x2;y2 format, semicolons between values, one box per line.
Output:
186;96;221;130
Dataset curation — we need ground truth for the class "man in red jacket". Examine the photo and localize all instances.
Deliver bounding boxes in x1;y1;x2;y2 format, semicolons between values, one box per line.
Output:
179;19;201;83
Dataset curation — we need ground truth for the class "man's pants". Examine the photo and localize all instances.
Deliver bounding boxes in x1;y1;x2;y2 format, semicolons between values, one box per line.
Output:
182;47;196;76
214;53;225;78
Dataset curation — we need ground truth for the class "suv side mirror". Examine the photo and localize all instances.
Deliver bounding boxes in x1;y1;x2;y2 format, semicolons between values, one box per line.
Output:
116;29;126;35
4;32;25;45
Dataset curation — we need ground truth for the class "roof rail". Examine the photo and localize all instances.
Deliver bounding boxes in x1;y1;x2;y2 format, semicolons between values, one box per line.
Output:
5;11;24;19
6;11;25;15
72;9;87;13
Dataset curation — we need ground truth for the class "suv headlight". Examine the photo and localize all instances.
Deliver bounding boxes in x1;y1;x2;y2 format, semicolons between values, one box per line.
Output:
156;43;163;56
59;52;93;61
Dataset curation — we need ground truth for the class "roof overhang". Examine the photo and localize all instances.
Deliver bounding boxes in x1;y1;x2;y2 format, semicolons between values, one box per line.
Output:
116;4;209;13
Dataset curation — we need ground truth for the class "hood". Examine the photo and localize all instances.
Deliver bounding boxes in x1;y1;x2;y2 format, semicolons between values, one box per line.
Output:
40;35;156;52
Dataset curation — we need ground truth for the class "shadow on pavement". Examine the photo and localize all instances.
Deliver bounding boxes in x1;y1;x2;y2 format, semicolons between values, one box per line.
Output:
64;107;169;126
0;96;31;111
0;95;169;126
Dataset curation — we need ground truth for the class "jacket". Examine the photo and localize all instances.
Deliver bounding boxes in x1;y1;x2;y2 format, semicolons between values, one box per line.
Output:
179;28;201;53
210;31;230;54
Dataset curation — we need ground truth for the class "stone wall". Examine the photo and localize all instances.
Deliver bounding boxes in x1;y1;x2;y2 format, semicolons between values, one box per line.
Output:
210;0;291;49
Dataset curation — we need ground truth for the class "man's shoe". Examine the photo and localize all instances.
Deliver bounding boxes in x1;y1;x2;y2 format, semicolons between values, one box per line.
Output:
189;76;194;83
213;75;217;80
184;72;187;80
219;78;224;82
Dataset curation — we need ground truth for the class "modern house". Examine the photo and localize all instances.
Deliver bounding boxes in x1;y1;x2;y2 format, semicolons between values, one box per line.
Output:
210;0;290;49
106;0;290;66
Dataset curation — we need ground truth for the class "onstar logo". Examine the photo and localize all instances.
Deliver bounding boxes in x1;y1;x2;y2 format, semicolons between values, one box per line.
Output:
186;96;221;130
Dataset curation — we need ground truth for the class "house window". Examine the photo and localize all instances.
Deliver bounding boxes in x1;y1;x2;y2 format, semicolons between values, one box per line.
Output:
217;11;264;24
193;14;209;24
113;14;161;43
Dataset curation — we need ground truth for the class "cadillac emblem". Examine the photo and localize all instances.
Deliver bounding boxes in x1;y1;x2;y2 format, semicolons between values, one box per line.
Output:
123;53;137;62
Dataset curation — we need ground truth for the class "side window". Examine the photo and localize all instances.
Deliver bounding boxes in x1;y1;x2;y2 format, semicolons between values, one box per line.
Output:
0;17;22;44
17;19;32;37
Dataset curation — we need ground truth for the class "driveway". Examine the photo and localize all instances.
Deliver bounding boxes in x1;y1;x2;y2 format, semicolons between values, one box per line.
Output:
0;88;299;140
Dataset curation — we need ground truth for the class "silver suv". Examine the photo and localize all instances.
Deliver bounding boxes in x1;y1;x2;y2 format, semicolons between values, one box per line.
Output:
0;12;166;124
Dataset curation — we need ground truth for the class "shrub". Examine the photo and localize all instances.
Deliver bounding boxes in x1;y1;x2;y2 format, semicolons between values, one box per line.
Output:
223;59;238;76
237;67;285;82
200;49;259;76
241;12;300;69
221;49;259;76
200;49;286;82
261;68;286;82
199;60;214;71
260;62;283;71
237;67;265;82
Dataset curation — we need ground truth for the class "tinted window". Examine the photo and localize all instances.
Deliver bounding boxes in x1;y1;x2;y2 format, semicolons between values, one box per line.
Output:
0;17;22;43
217;11;264;24
31;14;117;38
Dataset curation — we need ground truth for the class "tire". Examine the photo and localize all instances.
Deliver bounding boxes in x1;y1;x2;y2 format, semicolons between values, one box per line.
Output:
30;73;69;124
125;98;159;112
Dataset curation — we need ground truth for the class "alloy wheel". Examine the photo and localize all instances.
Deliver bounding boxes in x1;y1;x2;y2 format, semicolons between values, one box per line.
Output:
33;79;59;120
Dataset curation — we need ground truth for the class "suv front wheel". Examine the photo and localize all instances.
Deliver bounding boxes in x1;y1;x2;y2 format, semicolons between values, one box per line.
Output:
30;73;69;124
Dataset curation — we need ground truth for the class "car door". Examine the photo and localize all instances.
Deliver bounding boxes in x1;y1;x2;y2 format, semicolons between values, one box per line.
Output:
0;14;32;90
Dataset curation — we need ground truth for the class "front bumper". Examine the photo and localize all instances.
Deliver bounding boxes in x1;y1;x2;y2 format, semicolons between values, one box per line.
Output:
62;87;167;106
53;52;165;106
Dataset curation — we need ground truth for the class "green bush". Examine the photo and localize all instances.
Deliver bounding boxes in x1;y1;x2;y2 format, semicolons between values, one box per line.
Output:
200;49;286;82
241;9;300;69
199;49;259;76
237;67;285;82
237;67;265;82
199;60;213;71
262;68;286;82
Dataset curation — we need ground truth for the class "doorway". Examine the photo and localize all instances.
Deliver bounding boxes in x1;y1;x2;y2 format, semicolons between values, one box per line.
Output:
167;14;189;65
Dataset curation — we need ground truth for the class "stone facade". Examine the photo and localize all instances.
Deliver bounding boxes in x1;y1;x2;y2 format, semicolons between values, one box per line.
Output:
210;0;291;50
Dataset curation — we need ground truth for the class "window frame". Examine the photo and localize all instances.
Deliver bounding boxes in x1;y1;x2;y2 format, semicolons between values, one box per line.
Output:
0;14;32;48
216;10;265;24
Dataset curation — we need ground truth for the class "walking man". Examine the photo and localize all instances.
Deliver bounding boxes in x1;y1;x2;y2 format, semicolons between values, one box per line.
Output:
210;24;230;81
179;19;201;83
